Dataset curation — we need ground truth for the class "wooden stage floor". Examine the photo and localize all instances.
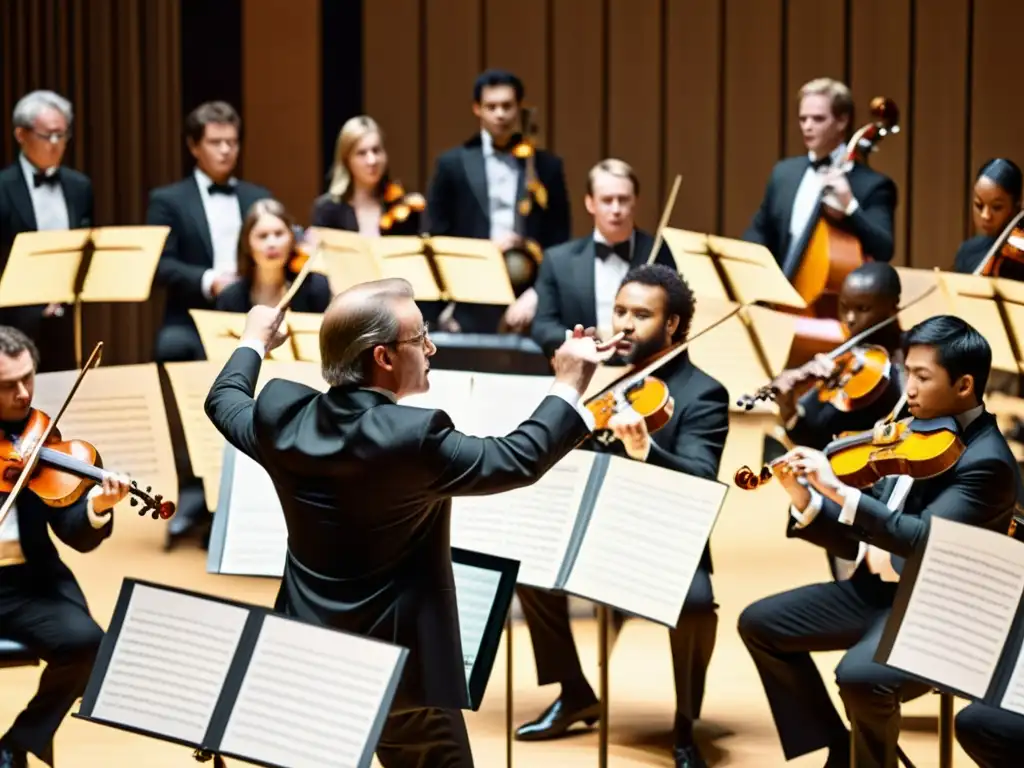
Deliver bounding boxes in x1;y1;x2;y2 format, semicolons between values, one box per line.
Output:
1;424;974;766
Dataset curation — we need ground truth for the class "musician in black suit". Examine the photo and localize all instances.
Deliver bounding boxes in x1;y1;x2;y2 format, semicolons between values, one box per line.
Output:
310;115;423;237
204;280;617;767
738;316;1022;767
743;78;896;287
147;101;272;363
953;158;1024;280
955;701;1024;767
0;91;93;371
516;265;727;768
531;159;676;359
0;326;130;768
426;69;571;334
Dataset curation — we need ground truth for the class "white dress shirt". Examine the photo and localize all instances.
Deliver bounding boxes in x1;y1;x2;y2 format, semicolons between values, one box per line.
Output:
194;168;243;299
0;485;113;567
480;130;520;240
19;153;70;232
791;404;986;581
788;143;860;250
592;229;634;335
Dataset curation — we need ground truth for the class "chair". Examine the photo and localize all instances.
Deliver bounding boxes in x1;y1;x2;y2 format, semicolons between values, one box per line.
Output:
850;690;955;768
0;636;39;669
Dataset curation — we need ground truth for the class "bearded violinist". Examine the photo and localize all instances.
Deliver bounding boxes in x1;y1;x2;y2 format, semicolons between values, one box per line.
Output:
0;327;131;768
516;265;728;768
738;316;1023;767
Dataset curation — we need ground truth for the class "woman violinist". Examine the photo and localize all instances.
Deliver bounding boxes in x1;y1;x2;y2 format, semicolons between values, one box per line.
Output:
215;199;331;314
310;116;424;236
953;158;1024;280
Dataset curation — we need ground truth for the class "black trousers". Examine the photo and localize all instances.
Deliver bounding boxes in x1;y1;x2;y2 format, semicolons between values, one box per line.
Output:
375;706;474;768
737;566;930;766
155;321;206;363
955;702;1024;768
0;565;103;766
516;567;718;736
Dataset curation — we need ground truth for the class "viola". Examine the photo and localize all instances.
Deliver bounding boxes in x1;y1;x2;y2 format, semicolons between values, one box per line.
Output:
585;306;744;435
0;408;174;520
973;210;1024;277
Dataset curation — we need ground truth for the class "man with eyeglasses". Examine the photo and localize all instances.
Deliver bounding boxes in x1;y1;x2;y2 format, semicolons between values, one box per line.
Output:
0;90;91;371
205;281;618;767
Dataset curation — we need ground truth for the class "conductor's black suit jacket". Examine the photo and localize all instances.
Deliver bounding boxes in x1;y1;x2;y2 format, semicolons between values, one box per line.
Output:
205;346;590;710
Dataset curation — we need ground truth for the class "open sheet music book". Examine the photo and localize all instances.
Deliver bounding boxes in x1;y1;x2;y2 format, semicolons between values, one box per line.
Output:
876;517;1024;715
74;579;407;768
451;451;728;627
206;445;519;710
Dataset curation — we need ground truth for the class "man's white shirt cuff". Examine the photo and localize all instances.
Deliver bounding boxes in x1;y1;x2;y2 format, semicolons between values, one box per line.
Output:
86;485;112;529
239;339;266;358
201;268;216;300
790;488;823;528
845;197;860;216
549;382;595;431
837;485;862;525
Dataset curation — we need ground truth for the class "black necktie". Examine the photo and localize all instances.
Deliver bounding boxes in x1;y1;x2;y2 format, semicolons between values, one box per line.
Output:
208;182;236;196
596;240;630;262
33;170;59;188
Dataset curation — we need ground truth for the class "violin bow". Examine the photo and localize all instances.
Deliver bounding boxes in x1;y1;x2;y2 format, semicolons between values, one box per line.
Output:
277;235;322;313
646;174;682;266
0;342;104;528
824;281;941;360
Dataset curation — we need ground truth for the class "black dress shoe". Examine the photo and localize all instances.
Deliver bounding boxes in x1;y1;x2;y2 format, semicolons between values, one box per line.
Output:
0;742;28;768
514;696;601;741
673;744;708;768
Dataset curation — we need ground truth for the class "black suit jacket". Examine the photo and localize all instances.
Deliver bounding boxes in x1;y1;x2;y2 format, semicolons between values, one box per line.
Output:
585;351;728;573
953;234;1024;281
743;156;897;276
11;489;112;608
147;175;271;325
426;135;571;248
531;230;676;358
205;347;590;709
787;410;1023;572
214;273;332;314
310;194;423;236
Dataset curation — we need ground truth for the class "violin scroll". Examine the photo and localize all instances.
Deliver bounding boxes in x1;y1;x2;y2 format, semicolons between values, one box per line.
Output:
128;479;176;520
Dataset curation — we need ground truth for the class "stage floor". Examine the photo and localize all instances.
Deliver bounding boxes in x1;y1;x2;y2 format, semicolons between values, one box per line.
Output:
1;425;973;766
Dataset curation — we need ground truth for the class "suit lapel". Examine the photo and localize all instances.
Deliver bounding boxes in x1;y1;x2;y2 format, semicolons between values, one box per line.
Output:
4;166;37;231
572;239;598;328
778;160;811;248
236;182;264;220
631;230;653;267
184;177;215;264
58;171;80;227
461;146;489;219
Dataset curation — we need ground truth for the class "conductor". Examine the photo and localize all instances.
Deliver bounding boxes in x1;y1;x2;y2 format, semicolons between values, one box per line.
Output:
204;277;615;767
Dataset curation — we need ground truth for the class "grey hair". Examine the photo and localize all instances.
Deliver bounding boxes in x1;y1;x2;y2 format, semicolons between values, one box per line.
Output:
320;278;414;386
12;90;73;130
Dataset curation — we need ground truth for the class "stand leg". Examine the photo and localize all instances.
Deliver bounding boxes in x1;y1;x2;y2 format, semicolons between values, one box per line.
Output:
938;693;954;768
506;610;513;768
597;605;609;768
73;295;83;369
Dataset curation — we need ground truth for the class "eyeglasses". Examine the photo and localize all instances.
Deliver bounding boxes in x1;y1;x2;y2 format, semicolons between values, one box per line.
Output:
390;323;431;349
31;129;71;144
734;464;773;490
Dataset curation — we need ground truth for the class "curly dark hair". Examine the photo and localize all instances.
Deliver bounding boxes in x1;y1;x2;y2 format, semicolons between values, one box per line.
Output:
619;264;696;342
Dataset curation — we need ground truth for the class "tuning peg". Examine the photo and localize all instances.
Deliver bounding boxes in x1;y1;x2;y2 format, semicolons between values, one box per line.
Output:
131;479;138;487
151;509;159;520
130;498;138;507
145;485;152;493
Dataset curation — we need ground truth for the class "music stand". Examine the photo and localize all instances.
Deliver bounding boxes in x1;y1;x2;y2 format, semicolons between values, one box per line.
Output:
0;226;168;367
189;310;325;363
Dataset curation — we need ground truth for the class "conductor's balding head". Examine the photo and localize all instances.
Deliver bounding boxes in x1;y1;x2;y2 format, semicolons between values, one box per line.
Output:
320;278;435;397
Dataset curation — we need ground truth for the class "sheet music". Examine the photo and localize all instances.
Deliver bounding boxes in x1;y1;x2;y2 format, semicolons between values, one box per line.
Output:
561;456;726;626
218;447;287;576
89;584;248;744
886;518;1024;699
401;369;474;428
165;361;226;507
462;372;555;436
33;364;178;507
219;614;404;767
452;562;503;684
451;451;595;588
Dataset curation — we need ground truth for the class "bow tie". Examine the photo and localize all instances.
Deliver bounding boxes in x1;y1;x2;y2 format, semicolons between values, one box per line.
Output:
33;170;59;188
208;182;236;196
810;155;832;171
491;133;524;154
595;240;631;262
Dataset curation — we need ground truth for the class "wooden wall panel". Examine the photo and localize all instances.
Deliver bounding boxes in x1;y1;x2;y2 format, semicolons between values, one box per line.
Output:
423;0;482;185
910;0;970;269
550;0;604;237
849;0;911;264
664;0;722;233
484;0;549;148
783;0;847;156
970;0;1024;209
363;0;423;193
242;0;320;222
721;0;783;238
607;0;662;230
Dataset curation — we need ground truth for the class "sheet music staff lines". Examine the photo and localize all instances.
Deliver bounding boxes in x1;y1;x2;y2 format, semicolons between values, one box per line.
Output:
453;564;503;675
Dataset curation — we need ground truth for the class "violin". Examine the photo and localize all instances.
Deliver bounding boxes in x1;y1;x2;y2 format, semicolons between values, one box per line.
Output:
791;97;901;312
379;181;426;233
585;306;745;434
973;210;1024;277
0;409;174;519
